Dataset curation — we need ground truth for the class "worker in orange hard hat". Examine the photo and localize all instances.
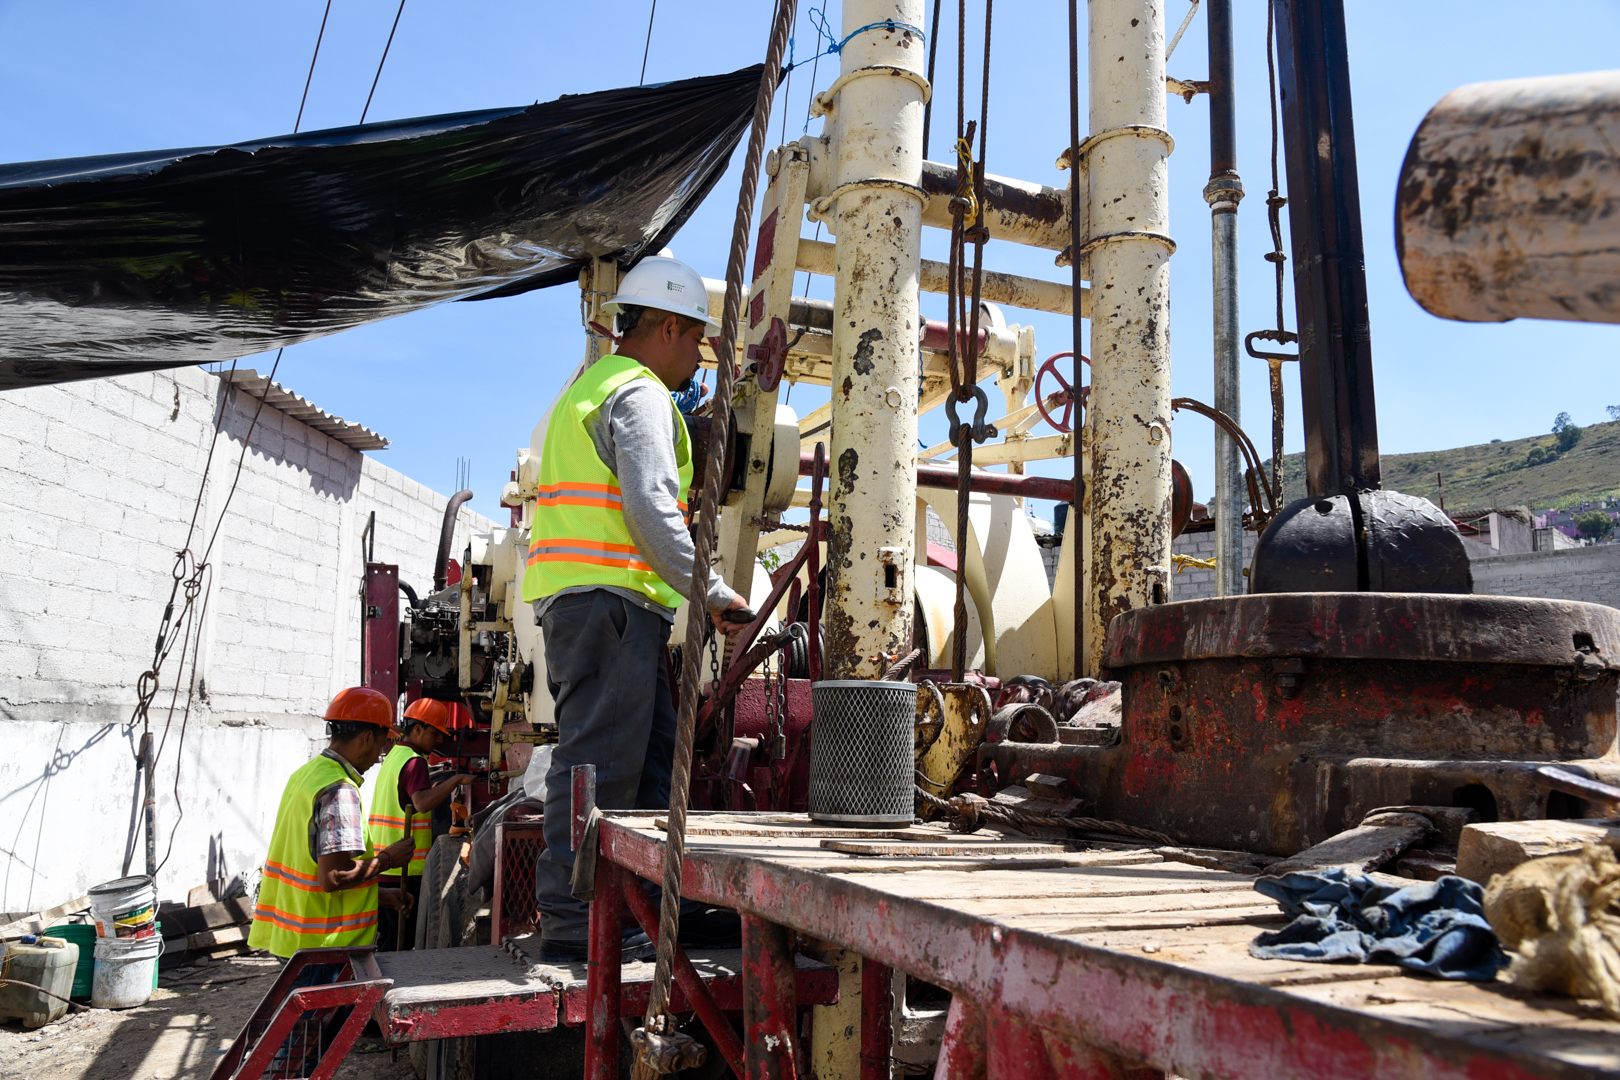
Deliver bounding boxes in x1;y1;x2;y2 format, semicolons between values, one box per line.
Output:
366;697;476;951
248;688;418;1072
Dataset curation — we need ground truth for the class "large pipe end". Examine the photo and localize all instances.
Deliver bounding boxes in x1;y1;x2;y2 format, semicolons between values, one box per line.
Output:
434;489;474;591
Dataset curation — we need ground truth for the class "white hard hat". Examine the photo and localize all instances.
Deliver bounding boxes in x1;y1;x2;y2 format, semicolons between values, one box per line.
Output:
601;255;721;332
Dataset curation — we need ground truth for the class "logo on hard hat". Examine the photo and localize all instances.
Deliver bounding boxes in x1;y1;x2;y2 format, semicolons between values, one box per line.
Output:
666;281;684;292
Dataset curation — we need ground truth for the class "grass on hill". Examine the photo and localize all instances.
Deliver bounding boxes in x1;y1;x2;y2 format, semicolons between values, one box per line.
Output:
1267;419;1620;514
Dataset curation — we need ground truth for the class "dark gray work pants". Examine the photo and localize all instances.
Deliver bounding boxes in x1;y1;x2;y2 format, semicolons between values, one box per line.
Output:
535;589;676;943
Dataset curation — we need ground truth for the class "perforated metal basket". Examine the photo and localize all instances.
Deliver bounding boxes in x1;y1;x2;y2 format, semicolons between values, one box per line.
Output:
808;680;916;826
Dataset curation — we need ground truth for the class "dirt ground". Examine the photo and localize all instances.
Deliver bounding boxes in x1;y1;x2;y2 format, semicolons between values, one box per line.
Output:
0;953;417;1080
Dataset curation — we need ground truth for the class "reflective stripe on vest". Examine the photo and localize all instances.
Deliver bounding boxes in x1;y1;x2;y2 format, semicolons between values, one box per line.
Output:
247;753;378;959
519;355;694;609
365;743;433;878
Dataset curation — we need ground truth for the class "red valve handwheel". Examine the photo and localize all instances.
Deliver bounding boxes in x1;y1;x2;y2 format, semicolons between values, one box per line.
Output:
1034;351;1090;434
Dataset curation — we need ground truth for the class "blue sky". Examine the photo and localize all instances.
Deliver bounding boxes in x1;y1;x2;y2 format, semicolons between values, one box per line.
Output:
3;1;1617;522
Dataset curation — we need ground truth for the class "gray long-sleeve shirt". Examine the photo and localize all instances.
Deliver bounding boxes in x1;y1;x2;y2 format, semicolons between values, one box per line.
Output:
534;376;739;624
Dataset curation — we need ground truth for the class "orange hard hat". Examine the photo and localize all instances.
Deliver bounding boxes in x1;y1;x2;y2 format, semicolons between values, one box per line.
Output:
323;687;394;729
403;697;452;735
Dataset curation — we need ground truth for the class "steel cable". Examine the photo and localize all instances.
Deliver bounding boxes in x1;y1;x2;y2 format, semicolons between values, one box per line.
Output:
914;786;1177;846
638;0;796;1070
359;0;407;125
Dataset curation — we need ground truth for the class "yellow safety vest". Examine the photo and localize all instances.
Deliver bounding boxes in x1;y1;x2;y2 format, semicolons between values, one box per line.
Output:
365;743;432;879
520;355;693;609
247;753;379;958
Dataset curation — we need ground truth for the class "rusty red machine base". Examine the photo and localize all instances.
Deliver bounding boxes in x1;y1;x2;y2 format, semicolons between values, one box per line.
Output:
986;593;1620;854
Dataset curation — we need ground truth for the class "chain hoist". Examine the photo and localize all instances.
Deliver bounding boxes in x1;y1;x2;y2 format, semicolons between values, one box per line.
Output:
1243;0;1300;507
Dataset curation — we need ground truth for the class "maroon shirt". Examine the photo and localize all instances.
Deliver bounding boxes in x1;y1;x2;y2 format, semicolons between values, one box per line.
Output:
398;755;431;815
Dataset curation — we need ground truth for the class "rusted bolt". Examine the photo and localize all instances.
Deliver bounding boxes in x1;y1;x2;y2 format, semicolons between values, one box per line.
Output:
1271;657;1305;699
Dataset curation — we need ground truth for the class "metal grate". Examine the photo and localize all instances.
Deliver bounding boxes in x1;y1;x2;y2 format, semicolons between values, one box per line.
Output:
491;820;546;945
808;680;916;825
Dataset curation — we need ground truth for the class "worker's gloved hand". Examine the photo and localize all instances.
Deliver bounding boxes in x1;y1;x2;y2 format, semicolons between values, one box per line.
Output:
383;836;417;871
711;598;755;635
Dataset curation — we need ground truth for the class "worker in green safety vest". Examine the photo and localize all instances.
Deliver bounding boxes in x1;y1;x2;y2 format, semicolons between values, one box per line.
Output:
248;687;416;960
367;696;475;951
520;255;751;962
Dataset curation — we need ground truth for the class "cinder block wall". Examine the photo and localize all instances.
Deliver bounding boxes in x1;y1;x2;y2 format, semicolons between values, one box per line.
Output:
1037;529;1259;601
0;367;494;911
1469;544;1620;609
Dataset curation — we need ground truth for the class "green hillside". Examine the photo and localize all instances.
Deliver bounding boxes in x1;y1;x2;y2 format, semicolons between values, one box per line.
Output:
1269;420;1620;514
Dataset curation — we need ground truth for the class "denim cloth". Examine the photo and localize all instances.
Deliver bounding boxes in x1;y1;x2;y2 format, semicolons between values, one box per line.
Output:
1249;869;1508;981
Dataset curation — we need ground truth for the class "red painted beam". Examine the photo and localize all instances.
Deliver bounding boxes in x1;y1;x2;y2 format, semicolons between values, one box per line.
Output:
798;452;1076;503
742;914;800;1080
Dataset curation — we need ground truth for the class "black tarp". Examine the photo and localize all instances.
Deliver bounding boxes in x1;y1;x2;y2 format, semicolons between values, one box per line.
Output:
0;66;759;391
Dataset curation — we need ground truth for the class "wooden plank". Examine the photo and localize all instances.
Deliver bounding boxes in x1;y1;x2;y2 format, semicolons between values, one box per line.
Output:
1456;818;1620;883
821;840;1073;857
1262;813;1431;877
0;894;91;939
160;896;254;935
993;907;1285;934
840;861;1256;902
189;923;250;950
947;889;1279;919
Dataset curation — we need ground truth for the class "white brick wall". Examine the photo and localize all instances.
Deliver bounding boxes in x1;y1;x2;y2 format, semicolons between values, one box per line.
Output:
0;367;494;909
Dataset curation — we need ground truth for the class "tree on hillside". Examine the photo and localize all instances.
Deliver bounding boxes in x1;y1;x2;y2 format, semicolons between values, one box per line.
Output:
1553;412;1573;432
1576;511;1615;541
1557;422;1584;453
1608;405;1620;421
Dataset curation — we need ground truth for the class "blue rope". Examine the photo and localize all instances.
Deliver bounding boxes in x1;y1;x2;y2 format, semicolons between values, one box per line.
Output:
785;5;926;76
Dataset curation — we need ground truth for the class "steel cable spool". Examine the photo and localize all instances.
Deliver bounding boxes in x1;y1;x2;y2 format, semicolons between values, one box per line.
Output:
808;680;916;825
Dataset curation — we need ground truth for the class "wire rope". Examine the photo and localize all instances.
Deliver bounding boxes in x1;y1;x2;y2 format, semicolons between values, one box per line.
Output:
293;0;333;134
359;0;408;124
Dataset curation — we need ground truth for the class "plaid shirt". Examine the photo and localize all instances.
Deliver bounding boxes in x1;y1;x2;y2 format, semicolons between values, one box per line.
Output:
308;749;366;861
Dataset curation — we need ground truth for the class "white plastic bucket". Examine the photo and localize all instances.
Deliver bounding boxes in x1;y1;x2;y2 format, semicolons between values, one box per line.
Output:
89;875;157;939
91;933;163;1009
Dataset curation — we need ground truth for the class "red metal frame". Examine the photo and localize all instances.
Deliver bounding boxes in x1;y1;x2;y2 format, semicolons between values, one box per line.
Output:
210;947;391;1080
594;815;1587;1080
362;564;399;708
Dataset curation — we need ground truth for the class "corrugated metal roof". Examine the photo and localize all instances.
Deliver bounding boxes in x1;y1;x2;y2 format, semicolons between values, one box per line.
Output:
218;368;388;452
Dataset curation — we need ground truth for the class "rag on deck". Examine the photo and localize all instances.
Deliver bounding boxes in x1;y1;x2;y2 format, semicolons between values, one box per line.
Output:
1249;869;1508;981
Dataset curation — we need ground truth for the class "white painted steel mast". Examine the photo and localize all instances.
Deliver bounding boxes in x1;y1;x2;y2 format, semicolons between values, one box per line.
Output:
815;0;928;679
1084;0;1175;673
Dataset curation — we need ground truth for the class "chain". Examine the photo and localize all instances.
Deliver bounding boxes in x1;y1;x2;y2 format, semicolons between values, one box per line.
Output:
1259;0;1297;507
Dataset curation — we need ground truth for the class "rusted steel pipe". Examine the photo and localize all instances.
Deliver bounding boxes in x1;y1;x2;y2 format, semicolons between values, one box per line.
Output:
794;237;1085;318
584;858;623;1080
918;161;1075;252
1207;0;1245;598
1397;71;1620;325
797;451;1076;503
741;914;798;1080
859;959;894;1080
1275;0;1380;497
